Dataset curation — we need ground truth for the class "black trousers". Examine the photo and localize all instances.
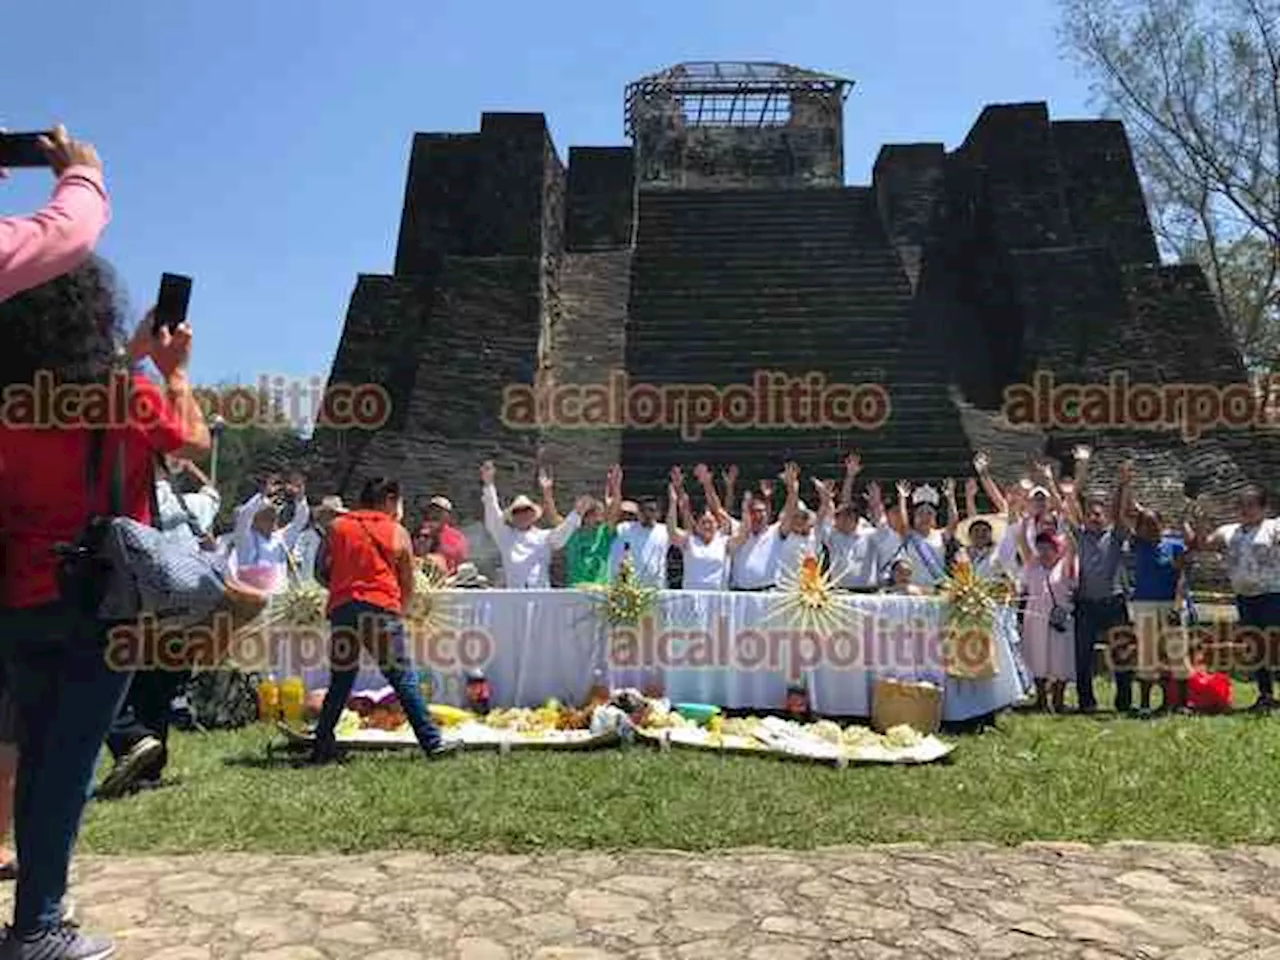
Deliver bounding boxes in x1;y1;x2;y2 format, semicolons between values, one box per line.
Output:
1075;596;1130;710
105;668;188;766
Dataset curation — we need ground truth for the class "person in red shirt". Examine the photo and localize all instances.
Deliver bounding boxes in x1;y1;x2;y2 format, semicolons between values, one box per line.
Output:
0;257;209;960
312;477;455;764
416;495;469;575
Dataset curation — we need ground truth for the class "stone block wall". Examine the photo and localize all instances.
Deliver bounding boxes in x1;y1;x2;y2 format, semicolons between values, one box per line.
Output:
955;102;1073;249
565;147;635;250
540;250;631;503
1051;120;1159;265
872;143;947;291
394;114;556;265
633;92;844;191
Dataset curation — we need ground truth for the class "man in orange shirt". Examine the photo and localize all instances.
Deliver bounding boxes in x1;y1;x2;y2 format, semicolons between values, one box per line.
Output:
312;477;457;763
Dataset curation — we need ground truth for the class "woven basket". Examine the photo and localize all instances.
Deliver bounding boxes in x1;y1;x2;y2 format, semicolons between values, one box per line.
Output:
872;678;943;735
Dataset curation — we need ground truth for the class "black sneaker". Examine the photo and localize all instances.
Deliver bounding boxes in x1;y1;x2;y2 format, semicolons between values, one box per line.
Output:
0;921;114;959
1249;697;1275;715
95;737;164;801
425;741;460;759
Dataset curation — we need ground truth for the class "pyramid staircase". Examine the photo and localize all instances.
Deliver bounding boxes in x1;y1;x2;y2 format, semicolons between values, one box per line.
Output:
621;187;975;497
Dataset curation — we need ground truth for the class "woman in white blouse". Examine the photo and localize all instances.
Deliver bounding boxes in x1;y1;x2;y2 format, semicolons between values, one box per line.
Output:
668;464;734;590
480;461;584;588
885;479;960;590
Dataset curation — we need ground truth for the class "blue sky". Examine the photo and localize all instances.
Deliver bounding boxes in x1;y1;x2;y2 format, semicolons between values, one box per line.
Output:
3;0;1093;387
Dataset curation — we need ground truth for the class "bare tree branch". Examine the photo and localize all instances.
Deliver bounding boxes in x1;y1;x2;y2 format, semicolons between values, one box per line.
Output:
1059;0;1280;369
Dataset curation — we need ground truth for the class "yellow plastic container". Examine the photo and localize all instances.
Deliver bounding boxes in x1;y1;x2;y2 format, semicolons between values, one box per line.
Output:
280;676;306;726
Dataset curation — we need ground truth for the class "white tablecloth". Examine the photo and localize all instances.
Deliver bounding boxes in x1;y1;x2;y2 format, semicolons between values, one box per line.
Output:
276;590;1029;721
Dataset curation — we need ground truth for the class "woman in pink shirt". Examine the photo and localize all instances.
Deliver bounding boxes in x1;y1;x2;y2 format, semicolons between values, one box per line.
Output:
0;125;108;303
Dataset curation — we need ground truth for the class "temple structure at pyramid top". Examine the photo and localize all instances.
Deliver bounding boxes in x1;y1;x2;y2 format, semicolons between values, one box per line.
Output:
625;61;855;189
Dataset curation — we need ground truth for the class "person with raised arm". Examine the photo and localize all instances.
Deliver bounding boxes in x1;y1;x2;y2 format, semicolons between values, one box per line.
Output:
775;462;820;585
1021;526;1079;713
1070;449;1133;714
886;478;958;590
1189;483;1280;711
815;454;896;591
0;126;109;303
563;466;618;587
0;260;212;959
956;473;1017;585
667;465;732;590
608;466;670;588
1117;463;1190;715
728;473;782;591
232;473;310;594
480;461;583;588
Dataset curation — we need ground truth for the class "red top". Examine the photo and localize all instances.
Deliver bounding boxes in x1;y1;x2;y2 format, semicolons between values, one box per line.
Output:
327;509;407;614
417;522;469;574
0;373;187;608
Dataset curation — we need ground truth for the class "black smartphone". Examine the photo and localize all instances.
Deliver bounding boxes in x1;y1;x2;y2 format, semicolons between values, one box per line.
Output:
0;132;54;168
153;273;192;334
1183;476;1204;499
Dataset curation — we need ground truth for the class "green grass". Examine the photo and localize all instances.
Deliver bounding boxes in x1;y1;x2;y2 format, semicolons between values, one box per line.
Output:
79;685;1280;854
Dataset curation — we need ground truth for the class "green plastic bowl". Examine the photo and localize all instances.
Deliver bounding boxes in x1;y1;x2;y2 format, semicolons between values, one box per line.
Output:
675;703;721;722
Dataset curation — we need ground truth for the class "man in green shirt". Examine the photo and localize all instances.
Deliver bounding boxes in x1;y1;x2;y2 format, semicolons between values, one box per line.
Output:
564;497;615;585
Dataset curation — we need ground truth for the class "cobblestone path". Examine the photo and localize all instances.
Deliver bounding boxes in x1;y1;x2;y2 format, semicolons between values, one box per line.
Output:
4;843;1280;958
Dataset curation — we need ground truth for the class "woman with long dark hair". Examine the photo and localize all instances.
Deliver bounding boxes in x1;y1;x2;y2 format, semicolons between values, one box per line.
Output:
0;257;209;960
312;476;454;763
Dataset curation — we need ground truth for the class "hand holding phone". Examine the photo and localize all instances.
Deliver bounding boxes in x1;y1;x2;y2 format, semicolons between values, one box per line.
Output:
0;126;100;174
0;132;55;169
153;273;193;335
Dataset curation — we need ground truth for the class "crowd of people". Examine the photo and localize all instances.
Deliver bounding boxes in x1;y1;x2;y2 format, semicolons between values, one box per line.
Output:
1;125;1279;960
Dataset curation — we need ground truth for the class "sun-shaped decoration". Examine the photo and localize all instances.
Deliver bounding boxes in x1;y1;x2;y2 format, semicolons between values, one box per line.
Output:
583;553;659;627
766;554;860;636
938;558;1012;679
405;556;462;639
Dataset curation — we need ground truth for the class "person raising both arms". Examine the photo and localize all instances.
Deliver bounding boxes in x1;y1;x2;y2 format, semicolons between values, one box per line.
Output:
0;125;109;302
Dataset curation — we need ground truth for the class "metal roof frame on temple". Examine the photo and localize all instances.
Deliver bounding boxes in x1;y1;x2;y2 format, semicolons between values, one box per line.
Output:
624;61;855;135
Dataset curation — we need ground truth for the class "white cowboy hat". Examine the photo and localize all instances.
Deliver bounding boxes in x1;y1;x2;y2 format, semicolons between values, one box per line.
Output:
958;512;1008;546
619;500;640;519
314;495;348;518
428;495;454;513
504;494;543;523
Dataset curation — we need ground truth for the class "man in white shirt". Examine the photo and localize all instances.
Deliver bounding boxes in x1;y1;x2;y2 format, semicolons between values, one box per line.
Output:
729;485;782;591
609;494;671;588
1192;484;1280;710
480;461;584;588
232;473;310;594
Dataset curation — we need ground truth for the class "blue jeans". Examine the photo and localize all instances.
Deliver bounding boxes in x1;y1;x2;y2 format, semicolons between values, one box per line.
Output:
314;601;442;753
0;603;131;935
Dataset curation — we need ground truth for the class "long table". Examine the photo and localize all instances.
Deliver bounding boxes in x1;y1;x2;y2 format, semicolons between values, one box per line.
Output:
273;590;1030;722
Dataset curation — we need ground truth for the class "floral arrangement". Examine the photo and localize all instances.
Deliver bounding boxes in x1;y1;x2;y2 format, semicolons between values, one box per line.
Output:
939;561;1011;679
588;554;658;627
